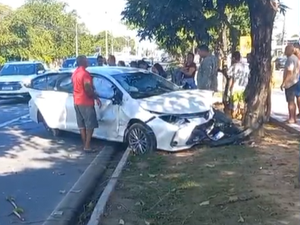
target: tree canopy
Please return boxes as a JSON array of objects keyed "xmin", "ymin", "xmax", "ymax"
[
  {"xmin": 0, "ymin": 0, "xmax": 135, "ymax": 63},
  {"xmin": 122, "ymin": 0, "xmax": 251, "ymax": 56}
]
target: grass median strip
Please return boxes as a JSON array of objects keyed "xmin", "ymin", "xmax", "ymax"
[{"xmin": 101, "ymin": 125, "xmax": 299, "ymax": 225}]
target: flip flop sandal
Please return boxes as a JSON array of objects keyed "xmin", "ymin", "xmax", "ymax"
[
  {"xmin": 83, "ymin": 148, "xmax": 97, "ymax": 153},
  {"xmin": 285, "ymin": 120, "xmax": 296, "ymax": 124}
]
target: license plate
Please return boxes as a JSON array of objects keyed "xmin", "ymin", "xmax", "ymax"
[
  {"xmin": 1, "ymin": 86, "xmax": 13, "ymax": 90},
  {"xmin": 211, "ymin": 131, "xmax": 224, "ymax": 141}
]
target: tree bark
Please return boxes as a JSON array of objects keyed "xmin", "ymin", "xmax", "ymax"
[{"xmin": 243, "ymin": 0, "xmax": 276, "ymax": 134}]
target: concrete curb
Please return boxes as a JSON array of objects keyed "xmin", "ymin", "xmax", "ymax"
[
  {"xmin": 269, "ymin": 116, "xmax": 300, "ymax": 135},
  {"xmin": 87, "ymin": 147, "xmax": 131, "ymax": 225},
  {"xmin": 42, "ymin": 146, "xmax": 116, "ymax": 225}
]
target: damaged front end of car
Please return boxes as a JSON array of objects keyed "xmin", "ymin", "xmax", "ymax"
[{"xmin": 156, "ymin": 109, "xmax": 242, "ymax": 148}]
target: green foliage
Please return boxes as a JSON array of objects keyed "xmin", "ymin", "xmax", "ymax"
[
  {"xmin": 122, "ymin": 0, "xmax": 250, "ymax": 55},
  {"xmin": 0, "ymin": 0, "xmax": 135, "ymax": 63}
]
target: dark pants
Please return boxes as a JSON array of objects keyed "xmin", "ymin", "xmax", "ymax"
[
  {"xmin": 285, "ymin": 83, "xmax": 297, "ymax": 102},
  {"xmin": 74, "ymin": 105, "xmax": 98, "ymax": 129}
]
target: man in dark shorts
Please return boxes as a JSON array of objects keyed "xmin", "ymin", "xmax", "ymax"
[
  {"xmin": 72, "ymin": 55, "xmax": 101, "ymax": 152},
  {"xmin": 281, "ymin": 45, "xmax": 299, "ymax": 124}
]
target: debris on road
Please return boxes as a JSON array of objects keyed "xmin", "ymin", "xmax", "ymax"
[{"xmin": 6, "ymin": 196, "xmax": 25, "ymax": 221}]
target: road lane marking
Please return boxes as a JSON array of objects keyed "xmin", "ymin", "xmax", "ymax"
[{"xmin": 0, "ymin": 114, "xmax": 30, "ymax": 128}]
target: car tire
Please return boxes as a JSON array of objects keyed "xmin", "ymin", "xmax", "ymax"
[
  {"xmin": 126, "ymin": 123, "xmax": 156, "ymax": 154},
  {"xmin": 38, "ymin": 111, "xmax": 61, "ymax": 137}
]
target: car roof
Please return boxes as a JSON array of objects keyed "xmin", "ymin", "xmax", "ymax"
[
  {"xmin": 64, "ymin": 56, "xmax": 97, "ymax": 60},
  {"xmin": 47, "ymin": 66, "xmax": 146, "ymax": 77},
  {"xmin": 5, "ymin": 61, "xmax": 43, "ymax": 65}
]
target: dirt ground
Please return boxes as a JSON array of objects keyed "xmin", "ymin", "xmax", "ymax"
[{"xmin": 101, "ymin": 125, "xmax": 299, "ymax": 225}]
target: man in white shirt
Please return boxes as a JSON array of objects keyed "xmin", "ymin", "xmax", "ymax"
[{"xmin": 227, "ymin": 51, "xmax": 249, "ymax": 118}]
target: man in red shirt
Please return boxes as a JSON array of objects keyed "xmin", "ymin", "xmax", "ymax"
[{"xmin": 72, "ymin": 55, "xmax": 101, "ymax": 152}]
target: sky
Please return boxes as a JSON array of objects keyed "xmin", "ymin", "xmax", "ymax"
[{"xmin": 0, "ymin": 0, "xmax": 299, "ymax": 38}]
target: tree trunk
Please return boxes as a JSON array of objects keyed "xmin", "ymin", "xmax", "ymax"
[{"xmin": 243, "ymin": 0, "xmax": 276, "ymax": 134}]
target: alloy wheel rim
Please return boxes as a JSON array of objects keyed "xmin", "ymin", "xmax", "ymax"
[{"xmin": 128, "ymin": 128, "xmax": 148, "ymax": 154}]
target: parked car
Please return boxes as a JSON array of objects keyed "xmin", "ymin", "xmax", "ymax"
[
  {"xmin": 275, "ymin": 57, "xmax": 286, "ymax": 70},
  {"xmin": 0, "ymin": 61, "xmax": 47, "ymax": 99},
  {"xmin": 26, "ymin": 67, "xmax": 229, "ymax": 153},
  {"xmin": 60, "ymin": 56, "xmax": 98, "ymax": 71}
]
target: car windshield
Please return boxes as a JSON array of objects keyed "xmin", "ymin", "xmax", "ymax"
[
  {"xmin": 113, "ymin": 72, "xmax": 180, "ymax": 99},
  {"xmin": 0, "ymin": 64, "xmax": 35, "ymax": 76},
  {"xmin": 62, "ymin": 58, "xmax": 97, "ymax": 68}
]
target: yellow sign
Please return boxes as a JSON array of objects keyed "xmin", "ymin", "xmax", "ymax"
[{"xmin": 240, "ymin": 36, "xmax": 251, "ymax": 57}]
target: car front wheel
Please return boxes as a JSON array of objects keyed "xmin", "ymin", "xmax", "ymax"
[{"xmin": 126, "ymin": 123, "xmax": 156, "ymax": 154}]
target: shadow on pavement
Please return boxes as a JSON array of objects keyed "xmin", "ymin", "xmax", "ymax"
[{"xmin": 0, "ymin": 120, "xmax": 116, "ymax": 224}]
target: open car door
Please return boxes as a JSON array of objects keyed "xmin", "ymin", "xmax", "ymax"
[
  {"xmin": 27, "ymin": 73, "xmax": 70, "ymax": 129},
  {"xmin": 93, "ymin": 76, "xmax": 121, "ymax": 140}
]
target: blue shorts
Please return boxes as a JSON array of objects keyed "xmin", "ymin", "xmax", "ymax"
[{"xmin": 295, "ymin": 80, "xmax": 300, "ymax": 97}]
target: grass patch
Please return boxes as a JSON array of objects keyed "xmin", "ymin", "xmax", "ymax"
[{"xmin": 102, "ymin": 125, "xmax": 299, "ymax": 225}]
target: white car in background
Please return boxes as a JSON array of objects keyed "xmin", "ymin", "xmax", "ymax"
[
  {"xmin": 0, "ymin": 61, "xmax": 47, "ymax": 99},
  {"xmin": 26, "ymin": 67, "xmax": 227, "ymax": 153}
]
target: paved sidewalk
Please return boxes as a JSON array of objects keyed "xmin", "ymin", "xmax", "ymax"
[{"xmin": 271, "ymin": 89, "xmax": 300, "ymax": 133}]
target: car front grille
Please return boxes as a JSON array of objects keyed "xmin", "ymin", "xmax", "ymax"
[{"xmin": 0, "ymin": 82, "xmax": 22, "ymax": 91}]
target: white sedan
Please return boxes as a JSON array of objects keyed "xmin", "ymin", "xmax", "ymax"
[{"xmin": 26, "ymin": 67, "xmax": 225, "ymax": 153}]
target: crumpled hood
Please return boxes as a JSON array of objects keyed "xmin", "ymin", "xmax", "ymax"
[{"xmin": 138, "ymin": 90, "xmax": 213, "ymax": 114}]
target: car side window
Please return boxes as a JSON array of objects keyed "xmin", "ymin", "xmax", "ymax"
[
  {"xmin": 37, "ymin": 63, "xmax": 45, "ymax": 72},
  {"xmin": 93, "ymin": 76, "xmax": 114, "ymax": 99},
  {"xmin": 31, "ymin": 73, "xmax": 60, "ymax": 90},
  {"xmin": 57, "ymin": 75, "xmax": 73, "ymax": 93}
]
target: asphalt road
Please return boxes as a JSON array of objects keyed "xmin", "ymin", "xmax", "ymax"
[
  {"xmin": 0, "ymin": 99, "xmax": 29, "ymax": 124},
  {"xmin": 0, "ymin": 101, "xmax": 108, "ymax": 224}
]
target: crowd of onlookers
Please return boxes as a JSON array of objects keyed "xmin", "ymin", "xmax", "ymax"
[{"xmin": 95, "ymin": 54, "xmax": 168, "ymax": 78}]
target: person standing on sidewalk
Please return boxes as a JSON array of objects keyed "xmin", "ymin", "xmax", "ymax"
[
  {"xmin": 227, "ymin": 51, "xmax": 249, "ymax": 118},
  {"xmin": 97, "ymin": 55, "xmax": 104, "ymax": 66},
  {"xmin": 72, "ymin": 55, "xmax": 101, "ymax": 152},
  {"xmin": 107, "ymin": 55, "xmax": 116, "ymax": 66},
  {"xmin": 196, "ymin": 45, "xmax": 218, "ymax": 91},
  {"xmin": 280, "ymin": 45, "xmax": 299, "ymax": 124},
  {"xmin": 293, "ymin": 48, "xmax": 300, "ymax": 117},
  {"xmin": 180, "ymin": 52, "xmax": 197, "ymax": 89}
]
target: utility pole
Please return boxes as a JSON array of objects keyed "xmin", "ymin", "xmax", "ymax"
[
  {"xmin": 75, "ymin": 19, "xmax": 78, "ymax": 56},
  {"xmin": 105, "ymin": 11, "xmax": 108, "ymax": 59},
  {"xmin": 281, "ymin": 14, "xmax": 286, "ymax": 52}
]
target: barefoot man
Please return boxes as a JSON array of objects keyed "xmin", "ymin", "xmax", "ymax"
[
  {"xmin": 72, "ymin": 55, "xmax": 101, "ymax": 152},
  {"xmin": 281, "ymin": 45, "xmax": 299, "ymax": 124}
]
